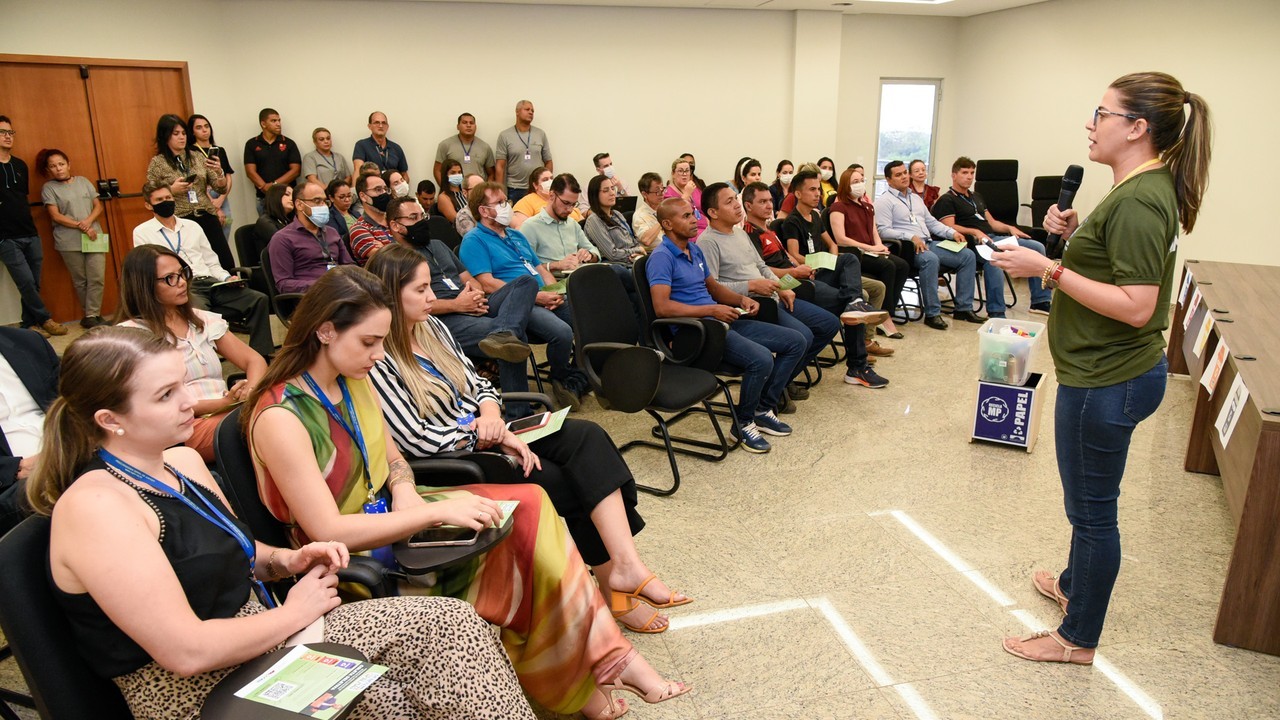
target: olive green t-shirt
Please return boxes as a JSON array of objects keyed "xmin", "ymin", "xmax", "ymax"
[{"xmin": 1048, "ymin": 167, "xmax": 1178, "ymax": 388}]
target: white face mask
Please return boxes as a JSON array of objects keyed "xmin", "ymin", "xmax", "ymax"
[
  {"xmin": 779, "ymin": 172, "xmax": 795, "ymax": 185},
  {"xmin": 447, "ymin": 173, "xmax": 464, "ymax": 187},
  {"xmin": 819, "ymin": 168, "xmax": 834, "ymax": 182},
  {"xmin": 849, "ymin": 181, "xmax": 867, "ymax": 199},
  {"xmin": 602, "ymin": 166, "xmax": 616, "ymax": 179},
  {"xmin": 393, "ymin": 182, "xmax": 410, "ymax": 197},
  {"xmin": 538, "ymin": 179, "xmax": 553, "ymax": 192},
  {"xmin": 493, "ymin": 202, "xmax": 513, "ymax": 226}
]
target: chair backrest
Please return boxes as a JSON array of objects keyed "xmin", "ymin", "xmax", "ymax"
[
  {"xmin": 425, "ymin": 216, "xmax": 462, "ymax": 253},
  {"xmin": 213, "ymin": 407, "xmax": 291, "ymax": 550},
  {"xmin": 1028, "ymin": 175, "xmax": 1062, "ymax": 229},
  {"xmin": 0, "ymin": 516, "xmax": 135, "ymax": 720},
  {"xmin": 632, "ymin": 255, "xmax": 727, "ymax": 373},
  {"xmin": 233, "ymin": 225, "xmax": 258, "ymax": 268},
  {"xmin": 630, "ymin": 255, "xmax": 660, "ymax": 349},
  {"xmin": 567, "ymin": 264, "xmax": 641, "ymax": 356},
  {"xmin": 975, "ymin": 159, "xmax": 1020, "ymax": 226}
]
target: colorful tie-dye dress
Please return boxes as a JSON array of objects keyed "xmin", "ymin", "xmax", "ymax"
[{"xmin": 249, "ymin": 377, "xmax": 632, "ymax": 714}]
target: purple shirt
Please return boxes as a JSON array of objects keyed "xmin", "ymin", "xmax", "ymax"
[{"xmin": 267, "ymin": 217, "xmax": 353, "ymax": 293}]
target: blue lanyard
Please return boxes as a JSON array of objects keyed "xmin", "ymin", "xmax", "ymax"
[
  {"xmin": 300, "ymin": 373, "xmax": 373, "ymax": 501},
  {"xmin": 515, "ymin": 129, "xmax": 531, "ymax": 151},
  {"xmin": 97, "ymin": 448, "xmax": 276, "ymax": 609},
  {"xmin": 894, "ymin": 190, "xmax": 914, "ymax": 215},
  {"xmin": 951, "ymin": 189, "xmax": 979, "ymax": 212},
  {"xmin": 158, "ymin": 227, "xmax": 182, "ymax": 255},
  {"xmin": 460, "ymin": 137, "xmax": 475, "ymax": 157},
  {"xmin": 415, "ymin": 355, "xmax": 475, "ymax": 427},
  {"xmin": 319, "ymin": 152, "xmax": 338, "ymax": 172}
]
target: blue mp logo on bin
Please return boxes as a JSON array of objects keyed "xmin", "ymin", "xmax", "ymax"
[{"xmin": 974, "ymin": 382, "xmax": 1032, "ymax": 446}]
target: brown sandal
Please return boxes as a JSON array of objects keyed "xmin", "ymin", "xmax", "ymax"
[
  {"xmin": 610, "ymin": 597, "xmax": 668, "ymax": 634},
  {"xmin": 1002, "ymin": 630, "xmax": 1094, "ymax": 665},
  {"xmin": 1032, "ymin": 570, "xmax": 1069, "ymax": 614},
  {"xmin": 612, "ymin": 574, "xmax": 693, "ymax": 611}
]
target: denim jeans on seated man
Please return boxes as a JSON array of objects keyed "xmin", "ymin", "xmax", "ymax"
[
  {"xmin": 921, "ymin": 239, "xmax": 976, "ymax": 317},
  {"xmin": 721, "ymin": 318, "xmax": 807, "ymax": 426},
  {"xmin": 978, "ymin": 236, "xmax": 1053, "ymax": 317},
  {"xmin": 775, "ymin": 297, "xmax": 839, "ymax": 371},
  {"xmin": 437, "ymin": 274, "xmax": 539, "ymax": 418},
  {"xmin": 0, "ymin": 236, "xmax": 53, "ymax": 327},
  {"xmin": 526, "ymin": 301, "xmax": 589, "ymax": 395}
]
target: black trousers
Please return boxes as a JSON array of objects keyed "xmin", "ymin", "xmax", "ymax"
[
  {"xmin": 859, "ymin": 251, "xmax": 910, "ymax": 318},
  {"xmin": 189, "ymin": 276, "xmax": 275, "ymax": 357},
  {"xmin": 184, "ymin": 211, "xmax": 236, "ymax": 271},
  {"xmin": 513, "ymin": 418, "xmax": 644, "ymax": 566}
]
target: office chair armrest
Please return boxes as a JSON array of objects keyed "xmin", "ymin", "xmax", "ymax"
[
  {"xmin": 598, "ymin": 345, "xmax": 662, "ymax": 413},
  {"xmin": 408, "ymin": 452, "xmax": 522, "ymax": 486},
  {"xmin": 338, "ymin": 556, "xmax": 391, "ymax": 596},
  {"xmin": 580, "ymin": 341, "xmax": 635, "ymax": 392},
  {"xmin": 230, "ymin": 266, "xmax": 254, "ymax": 278},
  {"xmin": 647, "ymin": 317, "xmax": 707, "ymax": 364},
  {"xmin": 502, "ymin": 392, "xmax": 555, "ymax": 411}
]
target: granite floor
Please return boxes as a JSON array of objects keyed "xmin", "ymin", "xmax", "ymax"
[{"xmin": 7, "ymin": 288, "xmax": 1278, "ymax": 720}]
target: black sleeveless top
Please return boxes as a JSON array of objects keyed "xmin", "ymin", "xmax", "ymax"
[{"xmin": 52, "ymin": 458, "xmax": 256, "ymax": 678}]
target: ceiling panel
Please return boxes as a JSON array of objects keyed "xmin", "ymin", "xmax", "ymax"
[{"xmin": 391, "ymin": 0, "xmax": 1050, "ymax": 17}]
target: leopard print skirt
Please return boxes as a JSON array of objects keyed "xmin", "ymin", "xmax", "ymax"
[{"xmin": 113, "ymin": 596, "xmax": 534, "ymax": 719}]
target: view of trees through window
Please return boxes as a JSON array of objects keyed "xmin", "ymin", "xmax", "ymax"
[{"xmin": 874, "ymin": 80, "xmax": 941, "ymax": 196}]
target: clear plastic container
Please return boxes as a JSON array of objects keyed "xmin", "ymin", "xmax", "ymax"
[{"xmin": 978, "ymin": 318, "xmax": 1045, "ymax": 386}]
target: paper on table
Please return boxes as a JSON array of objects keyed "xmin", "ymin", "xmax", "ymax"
[
  {"xmin": 935, "ymin": 239, "xmax": 967, "ymax": 253},
  {"xmin": 804, "ymin": 252, "xmax": 837, "ymax": 271},
  {"xmin": 235, "ymin": 644, "xmax": 387, "ymax": 719},
  {"xmin": 1182, "ymin": 288, "xmax": 1202, "ymax": 331},
  {"xmin": 81, "ymin": 232, "xmax": 109, "ymax": 253},
  {"xmin": 777, "ymin": 274, "xmax": 801, "ymax": 291},
  {"xmin": 517, "ymin": 406, "xmax": 570, "ymax": 444},
  {"xmin": 1214, "ymin": 373, "xmax": 1249, "ymax": 448},
  {"xmin": 1178, "ymin": 269, "xmax": 1194, "ymax": 306},
  {"xmin": 1192, "ymin": 314, "xmax": 1214, "ymax": 358},
  {"xmin": 1199, "ymin": 340, "xmax": 1230, "ymax": 396}
]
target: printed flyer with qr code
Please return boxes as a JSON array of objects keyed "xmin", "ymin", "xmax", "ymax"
[{"xmin": 234, "ymin": 644, "xmax": 387, "ymax": 718}]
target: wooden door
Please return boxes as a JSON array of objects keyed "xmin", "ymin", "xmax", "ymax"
[{"xmin": 0, "ymin": 55, "xmax": 191, "ymax": 323}]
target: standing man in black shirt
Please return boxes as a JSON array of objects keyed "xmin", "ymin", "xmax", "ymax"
[
  {"xmin": 0, "ymin": 115, "xmax": 66, "ymax": 337},
  {"xmin": 243, "ymin": 108, "xmax": 301, "ymax": 214}
]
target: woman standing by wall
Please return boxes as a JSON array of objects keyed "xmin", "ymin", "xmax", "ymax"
[
  {"xmin": 38, "ymin": 148, "xmax": 107, "ymax": 327},
  {"xmin": 146, "ymin": 114, "xmax": 233, "ymax": 270}
]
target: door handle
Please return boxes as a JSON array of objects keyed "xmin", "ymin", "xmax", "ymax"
[{"xmin": 97, "ymin": 179, "xmax": 111, "ymax": 200}]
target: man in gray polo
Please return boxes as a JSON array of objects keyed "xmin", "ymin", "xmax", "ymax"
[
  {"xmin": 433, "ymin": 112, "xmax": 495, "ymax": 186},
  {"xmin": 494, "ymin": 100, "xmax": 551, "ymax": 204}
]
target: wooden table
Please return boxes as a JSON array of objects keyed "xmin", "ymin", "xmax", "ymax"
[{"xmin": 1167, "ymin": 260, "xmax": 1280, "ymax": 656}]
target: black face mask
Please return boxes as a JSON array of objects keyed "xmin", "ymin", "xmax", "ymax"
[
  {"xmin": 152, "ymin": 200, "xmax": 177, "ymax": 219},
  {"xmin": 368, "ymin": 193, "xmax": 392, "ymax": 212},
  {"xmin": 405, "ymin": 220, "xmax": 432, "ymax": 247}
]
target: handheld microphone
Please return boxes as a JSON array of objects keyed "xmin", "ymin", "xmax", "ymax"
[{"xmin": 1045, "ymin": 165, "xmax": 1084, "ymax": 257}]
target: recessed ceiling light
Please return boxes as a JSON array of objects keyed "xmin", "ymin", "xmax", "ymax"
[{"xmin": 855, "ymin": 0, "xmax": 954, "ymax": 4}]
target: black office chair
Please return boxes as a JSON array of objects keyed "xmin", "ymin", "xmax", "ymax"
[
  {"xmin": 234, "ymin": 225, "xmax": 271, "ymax": 297},
  {"xmin": 0, "ymin": 516, "xmax": 137, "ymax": 719},
  {"xmin": 568, "ymin": 264, "xmax": 734, "ymax": 496},
  {"xmin": 425, "ymin": 216, "xmax": 462, "ymax": 253},
  {"xmin": 615, "ymin": 195, "xmax": 637, "ymax": 216},
  {"xmin": 258, "ymin": 247, "xmax": 304, "ymax": 325},
  {"xmin": 1024, "ymin": 175, "xmax": 1060, "ymax": 254},
  {"xmin": 974, "ymin": 159, "xmax": 1023, "ymax": 228}
]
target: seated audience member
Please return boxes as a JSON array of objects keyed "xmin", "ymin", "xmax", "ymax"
[
  {"xmin": 778, "ymin": 163, "xmax": 822, "ymax": 215},
  {"xmin": 353, "ymin": 111, "xmax": 409, "ymax": 184},
  {"xmin": 415, "ymin": 179, "xmax": 437, "ymax": 217},
  {"xmin": 434, "ymin": 112, "xmax": 495, "ymax": 185},
  {"xmin": 0, "ymin": 326, "xmax": 57, "ymax": 535},
  {"xmin": 133, "ymin": 182, "xmax": 274, "ymax": 356},
  {"xmin": 875, "ymin": 160, "xmax": 980, "ymax": 330},
  {"xmin": 647, "ymin": 198, "xmax": 806, "ymax": 454},
  {"xmin": 520, "ymin": 174, "xmax": 600, "ymax": 271},
  {"xmin": 254, "ymin": 183, "xmax": 294, "ymax": 248},
  {"xmin": 678, "ymin": 153, "xmax": 706, "ymax": 190},
  {"xmin": 267, "ymin": 181, "xmax": 354, "ymax": 294},
  {"xmin": 38, "ymin": 148, "xmax": 108, "ymax": 328},
  {"xmin": 35, "ymin": 327, "xmax": 535, "ymax": 720},
  {"xmin": 384, "ymin": 196, "xmax": 534, "ymax": 385},
  {"xmin": 245, "ymin": 269, "xmax": 688, "ymax": 719},
  {"xmin": 147, "ymin": 114, "xmax": 234, "ymax": 271},
  {"xmin": 512, "ymin": 167, "xmax": 581, "ymax": 229},
  {"xmin": 769, "ymin": 160, "xmax": 795, "ymax": 219},
  {"xmin": 383, "ymin": 169, "xmax": 411, "ymax": 199},
  {"xmin": 778, "ymin": 171, "xmax": 888, "ymax": 328},
  {"xmin": 349, "ymin": 173, "xmax": 395, "ymax": 265},
  {"xmin": 828, "ymin": 165, "xmax": 910, "ymax": 337},
  {"xmin": 117, "ymin": 245, "xmax": 266, "ymax": 461},
  {"xmin": 630, "ymin": 172, "xmax": 666, "ymax": 251},
  {"xmin": 663, "ymin": 157, "xmax": 706, "ymax": 233},
  {"xmin": 932, "ymin": 156, "xmax": 1053, "ymax": 317},
  {"xmin": 733, "ymin": 158, "xmax": 763, "ymax": 192},
  {"xmin": 459, "ymin": 182, "xmax": 591, "ymax": 410},
  {"xmin": 243, "ymin": 107, "xmax": 301, "ymax": 213},
  {"xmin": 698, "ymin": 184, "xmax": 846, "ymax": 397},
  {"xmin": 368, "ymin": 246, "xmax": 691, "ymax": 638},
  {"xmin": 326, "ymin": 178, "xmax": 358, "ymax": 231},
  {"xmin": 453, "ymin": 174, "xmax": 486, "ymax": 237},
  {"xmin": 909, "ymin": 158, "xmax": 941, "ymax": 209},
  {"xmin": 436, "ymin": 159, "xmax": 469, "ymax": 223},
  {"xmin": 817, "ymin": 157, "xmax": 838, "ymax": 205},
  {"xmin": 301, "ymin": 127, "xmax": 353, "ymax": 189},
  {"xmin": 593, "ymin": 152, "xmax": 628, "ymax": 196},
  {"xmin": 584, "ymin": 175, "xmax": 645, "ymax": 263}
]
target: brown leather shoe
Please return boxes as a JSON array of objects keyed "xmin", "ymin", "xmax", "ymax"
[
  {"xmin": 865, "ymin": 339, "xmax": 895, "ymax": 357},
  {"xmin": 40, "ymin": 319, "xmax": 68, "ymax": 336}
]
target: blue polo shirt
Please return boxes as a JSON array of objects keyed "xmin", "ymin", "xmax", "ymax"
[
  {"xmin": 352, "ymin": 137, "xmax": 408, "ymax": 173},
  {"xmin": 458, "ymin": 223, "xmax": 543, "ymax": 283},
  {"xmin": 647, "ymin": 236, "xmax": 715, "ymax": 306}
]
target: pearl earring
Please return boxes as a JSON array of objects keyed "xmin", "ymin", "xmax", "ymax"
[{"xmin": 114, "ymin": 428, "xmax": 125, "ymax": 436}]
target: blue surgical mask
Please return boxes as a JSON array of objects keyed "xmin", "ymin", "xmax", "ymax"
[
  {"xmin": 447, "ymin": 173, "xmax": 464, "ymax": 187},
  {"xmin": 308, "ymin": 203, "xmax": 331, "ymax": 227}
]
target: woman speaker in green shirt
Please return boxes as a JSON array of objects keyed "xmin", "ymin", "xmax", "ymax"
[{"xmin": 992, "ymin": 72, "xmax": 1212, "ymax": 664}]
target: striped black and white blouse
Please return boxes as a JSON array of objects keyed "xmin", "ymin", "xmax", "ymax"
[{"xmin": 368, "ymin": 316, "xmax": 502, "ymax": 458}]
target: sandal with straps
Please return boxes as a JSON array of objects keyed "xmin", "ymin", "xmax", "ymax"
[
  {"xmin": 603, "ymin": 649, "xmax": 693, "ymax": 706},
  {"xmin": 610, "ymin": 597, "xmax": 668, "ymax": 634},
  {"xmin": 1032, "ymin": 570, "xmax": 1069, "ymax": 614},
  {"xmin": 1002, "ymin": 630, "xmax": 1094, "ymax": 665},
  {"xmin": 611, "ymin": 574, "xmax": 693, "ymax": 611},
  {"xmin": 581, "ymin": 686, "xmax": 629, "ymax": 719}
]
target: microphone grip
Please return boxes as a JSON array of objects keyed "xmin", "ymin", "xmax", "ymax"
[{"xmin": 1045, "ymin": 166, "xmax": 1084, "ymax": 259}]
